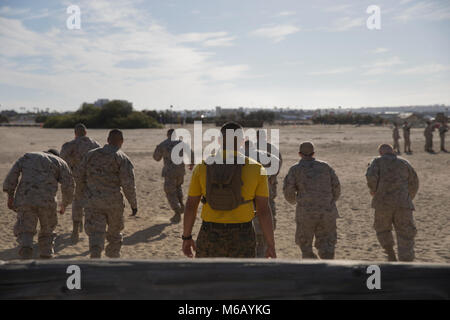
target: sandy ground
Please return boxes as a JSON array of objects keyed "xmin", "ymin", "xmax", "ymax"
[{"xmin": 0, "ymin": 124, "xmax": 448, "ymax": 263}]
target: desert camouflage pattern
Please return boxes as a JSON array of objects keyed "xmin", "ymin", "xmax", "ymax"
[
  {"xmin": 424, "ymin": 123, "xmax": 434, "ymax": 152},
  {"xmin": 366, "ymin": 154, "xmax": 419, "ymax": 210},
  {"xmin": 3, "ymin": 152, "xmax": 74, "ymax": 258},
  {"xmin": 283, "ymin": 158, "xmax": 341, "ymax": 259},
  {"xmin": 393, "ymin": 127, "xmax": 400, "ymax": 153},
  {"xmin": 374, "ymin": 206, "xmax": 417, "ymax": 261},
  {"xmin": 366, "ymin": 154, "xmax": 419, "ymax": 261},
  {"xmin": 402, "ymin": 124, "xmax": 412, "ymax": 153},
  {"xmin": 3, "ymin": 152, "xmax": 74, "ymax": 208},
  {"xmin": 247, "ymin": 148, "xmax": 281, "ymax": 257},
  {"xmin": 60, "ymin": 136, "xmax": 100, "ymax": 222},
  {"xmin": 439, "ymin": 123, "xmax": 448, "ymax": 151},
  {"xmin": 153, "ymin": 138, "xmax": 193, "ymax": 214},
  {"xmin": 77, "ymin": 144, "xmax": 137, "ymax": 257},
  {"xmin": 195, "ymin": 222, "xmax": 256, "ymax": 258}
]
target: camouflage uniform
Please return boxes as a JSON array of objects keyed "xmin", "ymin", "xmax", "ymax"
[
  {"xmin": 78, "ymin": 144, "xmax": 137, "ymax": 258},
  {"xmin": 393, "ymin": 127, "xmax": 400, "ymax": 153},
  {"xmin": 247, "ymin": 148, "xmax": 281, "ymax": 257},
  {"xmin": 424, "ymin": 123, "xmax": 434, "ymax": 152},
  {"xmin": 366, "ymin": 154, "xmax": 419, "ymax": 261},
  {"xmin": 402, "ymin": 124, "xmax": 412, "ymax": 153},
  {"xmin": 283, "ymin": 159, "xmax": 341, "ymax": 259},
  {"xmin": 60, "ymin": 136, "xmax": 100, "ymax": 223},
  {"xmin": 195, "ymin": 222, "xmax": 256, "ymax": 258},
  {"xmin": 2, "ymin": 152, "xmax": 74, "ymax": 258},
  {"xmin": 439, "ymin": 124, "xmax": 448, "ymax": 152},
  {"xmin": 153, "ymin": 138, "xmax": 191, "ymax": 215}
]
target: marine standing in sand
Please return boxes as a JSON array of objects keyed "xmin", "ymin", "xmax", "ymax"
[
  {"xmin": 153, "ymin": 128, "xmax": 194, "ymax": 223},
  {"xmin": 77, "ymin": 129, "xmax": 137, "ymax": 259},
  {"xmin": 256, "ymin": 129, "xmax": 282, "ymax": 227},
  {"xmin": 3, "ymin": 150, "xmax": 74, "ymax": 259},
  {"xmin": 283, "ymin": 142, "xmax": 341, "ymax": 260},
  {"xmin": 244, "ymin": 141, "xmax": 281, "ymax": 257},
  {"xmin": 60, "ymin": 123, "xmax": 100, "ymax": 243},
  {"xmin": 439, "ymin": 122, "xmax": 448, "ymax": 152},
  {"xmin": 424, "ymin": 121, "xmax": 435, "ymax": 153},
  {"xmin": 402, "ymin": 121, "xmax": 412, "ymax": 154},
  {"xmin": 365, "ymin": 144, "xmax": 419, "ymax": 262},
  {"xmin": 392, "ymin": 123, "xmax": 401, "ymax": 154}
]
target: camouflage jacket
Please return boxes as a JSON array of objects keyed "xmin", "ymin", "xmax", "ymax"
[
  {"xmin": 424, "ymin": 125, "xmax": 434, "ymax": 138},
  {"xmin": 60, "ymin": 136, "xmax": 100, "ymax": 178},
  {"xmin": 153, "ymin": 138, "xmax": 193, "ymax": 177},
  {"xmin": 77, "ymin": 144, "xmax": 137, "ymax": 209},
  {"xmin": 3, "ymin": 152, "xmax": 74, "ymax": 208},
  {"xmin": 366, "ymin": 154, "xmax": 419, "ymax": 210},
  {"xmin": 283, "ymin": 159, "xmax": 340, "ymax": 215},
  {"xmin": 393, "ymin": 127, "xmax": 400, "ymax": 140},
  {"xmin": 402, "ymin": 125, "xmax": 411, "ymax": 138}
]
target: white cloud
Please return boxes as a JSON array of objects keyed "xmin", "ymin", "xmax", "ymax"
[
  {"xmin": 330, "ymin": 17, "xmax": 365, "ymax": 31},
  {"xmin": 308, "ymin": 67, "xmax": 354, "ymax": 76},
  {"xmin": 373, "ymin": 48, "xmax": 390, "ymax": 54},
  {"xmin": 363, "ymin": 57, "xmax": 404, "ymax": 75},
  {"xmin": 0, "ymin": 1, "xmax": 249, "ymax": 109},
  {"xmin": 395, "ymin": 1, "xmax": 450, "ymax": 22},
  {"xmin": 250, "ymin": 24, "xmax": 300, "ymax": 42},
  {"xmin": 178, "ymin": 32, "xmax": 235, "ymax": 47},
  {"xmin": 398, "ymin": 64, "xmax": 450, "ymax": 75},
  {"xmin": 276, "ymin": 11, "xmax": 296, "ymax": 17}
]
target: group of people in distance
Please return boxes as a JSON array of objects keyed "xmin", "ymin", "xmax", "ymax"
[
  {"xmin": 392, "ymin": 120, "xmax": 448, "ymax": 154},
  {"xmin": 4, "ymin": 120, "xmax": 437, "ymax": 262}
]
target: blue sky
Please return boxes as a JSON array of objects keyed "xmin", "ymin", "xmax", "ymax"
[{"xmin": 0, "ymin": 0, "xmax": 449, "ymax": 111}]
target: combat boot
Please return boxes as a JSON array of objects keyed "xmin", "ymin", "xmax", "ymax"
[
  {"xmin": 19, "ymin": 247, "xmax": 33, "ymax": 259},
  {"xmin": 170, "ymin": 213, "xmax": 181, "ymax": 223},
  {"xmin": 386, "ymin": 247, "xmax": 397, "ymax": 262},
  {"xmin": 90, "ymin": 246, "xmax": 102, "ymax": 259},
  {"xmin": 71, "ymin": 221, "xmax": 81, "ymax": 244}
]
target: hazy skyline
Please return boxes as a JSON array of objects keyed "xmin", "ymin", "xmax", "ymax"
[{"xmin": 1, "ymin": 0, "xmax": 450, "ymax": 111}]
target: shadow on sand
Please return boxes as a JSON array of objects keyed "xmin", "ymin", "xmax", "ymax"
[{"xmin": 123, "ymin": 223, "xmax": 172, "ymax": 246}]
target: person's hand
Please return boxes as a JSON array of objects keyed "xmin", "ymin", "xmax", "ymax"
[
  {"xmin": 7, "ymin": 196, "xmax": 14, "ymax": 210},
  {"xmin": 188, "ymin": 164, "xmax": 194, "ymax": 171},
  {"xmin": 182, "ymin": 239, "xmax": 196, "ymax": 258},
  {"xmin": 130, "ymin": 208, "xmax": 138, "ymax": 216},
  {"xmin": 265, "ymin": 246, "xmax": 276, "ymax": 259},
  {"xmin": 370, "ymin": 191, "xmax": 375, "ymax": 196},
  {"xmin": 59, "ymin": 204, "xmax": 66, "ymax": 215}
]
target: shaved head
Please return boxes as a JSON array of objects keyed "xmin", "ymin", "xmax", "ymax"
[
  {"xmin": 378, "ymin": 144, "xmax": 394, "ymax": 155},
  {"xmin": 107, "ymin": 129, "xmax": 124, "ymax": 147}
]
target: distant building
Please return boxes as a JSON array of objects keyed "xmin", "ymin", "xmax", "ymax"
[{"xmin": 94, "ymin": 99, "xmax": 110, "ymax": 107}]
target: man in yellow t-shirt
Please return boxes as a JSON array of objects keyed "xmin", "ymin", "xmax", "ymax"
[{"xmin": 182, "ymin": 122, "xmax": 276, "ymax": 258}]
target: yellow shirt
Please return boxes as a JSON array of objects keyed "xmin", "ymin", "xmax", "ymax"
[{"xmin": 188, "ymin": 152, "xmax": 269, "ymax": 223}]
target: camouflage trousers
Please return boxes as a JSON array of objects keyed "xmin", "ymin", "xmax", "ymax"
[
  {"xmin": 295, "ymin": 210, "xmax": 337, "ymax": 259},
  {"xmin": 72, "ymin": 179, "xmax": 84, "ymax": 222},
  {"xmin": 196, "ymin": 221, "xmax": 256, "ymax": 258},
  {"xmin": 425, "ymin": 136, "xmax": 433, "ymax": 152},
  {"xmin": 14, "ymin": 204, "xmax": 57, "ymax": 258},
  {"xmin": 84, "ymin": 206, "xmax": 124, "ymax": 258},
  {"xmin": 404, "ymin": 137, "xmax": 411, "ymax": 152},
  {"xmin": 164, "ymin": 174, "xmax": 184, "ymax": 214},
  {"xmin": 374, "ymin": 206, "xmax": 417, "ymax": 261},
  {"xmin": 393, "ymin": 139, "xmax": 400, "ymax": 153},
  {"xmin": 253, "ymin": 197, "xmax": 276, "ymax": 258}
]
